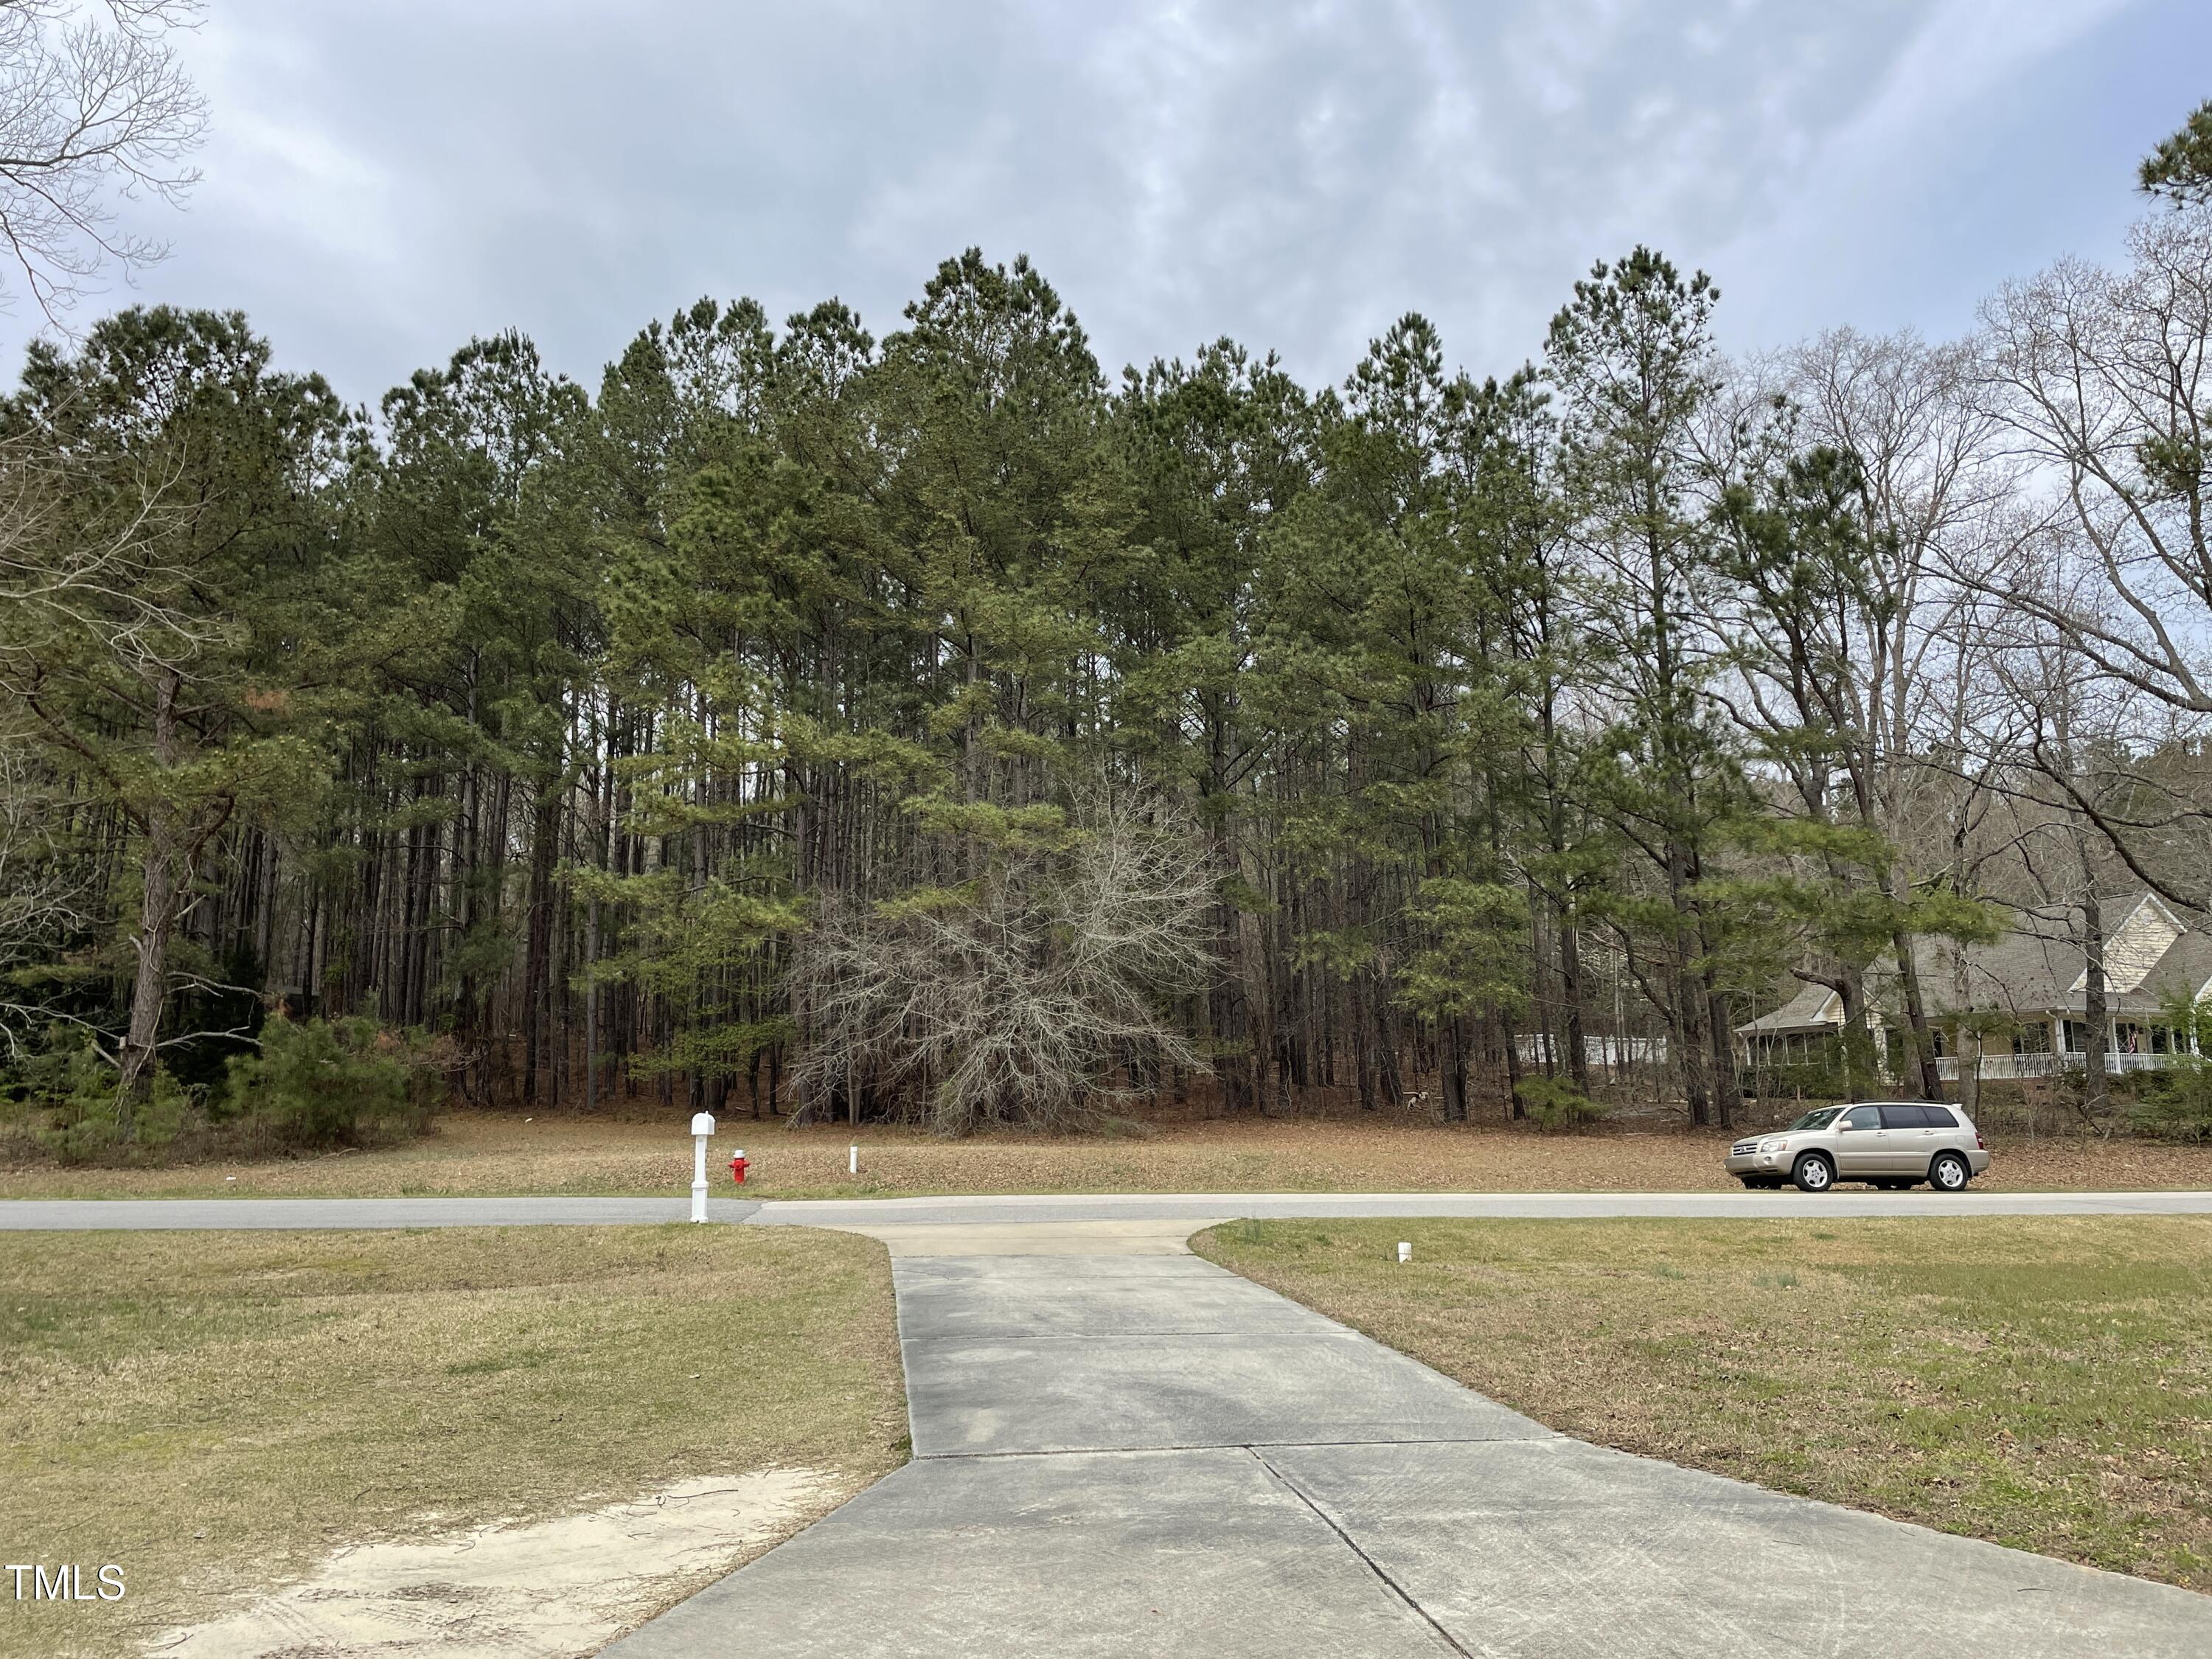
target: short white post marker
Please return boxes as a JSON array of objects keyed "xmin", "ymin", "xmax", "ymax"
[
  {"xmin": 1397, "ymin": 1241, "xmax": 1412, "ymax": 1265},
  {"xmin": 690, "ymin": 1110, "xmax": 717, "ymax": 1222},
  {"xmin": 849, "ymin": 1143, "xmax": 858, "ymax": 1177}
]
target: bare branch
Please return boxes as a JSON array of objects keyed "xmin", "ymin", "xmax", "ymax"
[
  {"xmin": 0, "ymin": 1, "xmax": 205, "ymax": 324},
  {"xmin": 791, "ymin": 786, "xmax": 1216, "ymax": 1133}
]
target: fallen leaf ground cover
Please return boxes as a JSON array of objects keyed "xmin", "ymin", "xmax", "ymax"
[
  {"xmin": 0, "ymin": 1225, "xmax": 903, "ymax": 1658},
  {"xmin": 1194, "ymin": 1215, "xmax": 2212, "ymax": 1592},
  {"xmin": 4, "ymin": 1108, "xmax": 2206, "ymax": 1199}
]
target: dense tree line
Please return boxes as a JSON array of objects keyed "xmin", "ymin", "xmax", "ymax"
[{"xmin": 7, "ymin": 112, "xmax": 2212, "ymax": 1144}]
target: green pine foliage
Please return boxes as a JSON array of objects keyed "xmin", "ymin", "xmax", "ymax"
[
  {"xmin": 220, "ymin": 1015, "xmax": 446, "ymax": 1150},
  {"xmin": 8, "ymin": 140, "xmax": 2211, "ymax": 1144},
  {"xmin": 2132, "ymin": 997, "xmax": 2212, "ymax": 1142},
  {"xmin": 2140, "ymin": 98, "xmax": 2212, "ymax": 205}
]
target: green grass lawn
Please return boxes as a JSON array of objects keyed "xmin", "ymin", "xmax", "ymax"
[
  {"xmin": 1194, "ymin": 1215, "xmax": 2212, "ymax": 1592},
  {"xmin": 0, "ymin": 1225, "xmax": 904, "ymax": 1658}
]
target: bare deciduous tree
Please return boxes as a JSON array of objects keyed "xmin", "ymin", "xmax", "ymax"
[
  {"xmin": 1712, "ymin": 330, "xmax": 2013, "ymax": 1097},
  {"xmin": 1978, "ymin": 210, "xmax": 2212, "ymax": 718},
  {"xmin": 0, "ymin": 733, "xmax": 82, "ymax": 1055},
  {"xmin": 0, "ymin": 1, "xmax": 204, "ymax": 320},
  {"xmin": 0, "ymin": 427, "xmax": 192, "ymax": 649},
  {"xmin": 791, "ymin": 790, "xmax": 1215, "ymax": 1135}
]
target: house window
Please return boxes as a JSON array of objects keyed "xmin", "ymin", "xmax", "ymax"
[
  {"xmin": 2015, "ymin": 1021, "xmax": 2052, "ymax": 1055},
  {"xmin": 2152, "ymin": 1025, "xmax": 2171, "ymax": 1054},
  {"xmin": 2062, "ymin": 1020, "xmax": 2088, "ymax": 1053}
]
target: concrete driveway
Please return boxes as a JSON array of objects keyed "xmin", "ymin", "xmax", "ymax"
[{"xmin": 603, "ymin": 1220, "xmax": 2212, "ymax": 1658}]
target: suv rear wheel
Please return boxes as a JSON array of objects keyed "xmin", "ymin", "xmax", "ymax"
[
  {"xmin": 1929, "ymin": 1151, "xmax": 1971, "ymax": 1192},
  {"xmin": 1792, "ymin": 1152, "xmax": 1836, "ymax": 1193}
]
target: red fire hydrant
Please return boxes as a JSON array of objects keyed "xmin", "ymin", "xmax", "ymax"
[{"xmin": 729, "ymin": 1150, "xmax": 748, "ymax": 1186}]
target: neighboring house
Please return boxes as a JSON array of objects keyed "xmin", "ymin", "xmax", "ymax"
[{"xmin": 1736, "ymin": 893, "xmax": 2212, "ymax": 1081}]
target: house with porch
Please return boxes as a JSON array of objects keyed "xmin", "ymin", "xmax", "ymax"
[{"xmin": 1736, "ymin": 893, "xmax": 2212, "ymax": 1082}]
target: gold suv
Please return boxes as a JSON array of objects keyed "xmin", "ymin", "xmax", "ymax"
[{"xmin": 1726, "ymin": 1102, "xmax": 1992, "ymax": 1193}]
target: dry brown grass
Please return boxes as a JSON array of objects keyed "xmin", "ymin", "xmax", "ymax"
[
  {"xmin": 0, "ymin": 1226, "xmax": 904, "ymax": 1658},
  {"xmin": 4, "ymin": 1105, "xmax": 2208, "ymax": 1200},
  {"xmin": 1194, "ymin": 1215, "xmax": 2212, "ymax": 1592}
]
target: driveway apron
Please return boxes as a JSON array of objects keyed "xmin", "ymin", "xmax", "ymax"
[{"xmin": 605, "ymin": 1227, "xmax": 2212, "ymax": 1658}]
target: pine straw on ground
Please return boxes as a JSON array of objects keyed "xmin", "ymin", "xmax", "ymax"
[
  {"xmin": 4, "ymin": 1106, "xmax": 2208, "ymax": 1199},
  {"xmin": 1194, "ymin": 1215, "xmax": 2212, "ymax": 1593},
  {"xmin": 0, "ymin": 1225, "xmax": 905, "ymax": 1659}
]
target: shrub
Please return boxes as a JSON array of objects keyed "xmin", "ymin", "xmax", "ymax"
[
  {"xmin": 13, "ymin": 1028, "xmax": 193, "ymax": 1164},
  {"xmin": 2126, "ymin": 995, "xmax": 2212, "ymax": 1143},
  {"xmin": 1514, "ymin": 1074, "xmax": 1608, "ymax": 1130},
  {"xmin": 223, "ymin": 1015, "xmax": 447, "ymax": 1150},
  {"xmin": 43, "ymin": 1068, "xmax": 195, "ymax": 1163},
  {"xmin": 0, "ymin": 1018, "xmax": 448, "ymax": 1167},
  {"xmin": 2132, "ymin": 1058, "xmax": 2212, "ymax": 1143}
]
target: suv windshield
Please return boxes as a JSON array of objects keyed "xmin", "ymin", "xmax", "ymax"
[{"xmin": 1784, "ymin": 1107, "xmax": 1843, "ymax": 1131}]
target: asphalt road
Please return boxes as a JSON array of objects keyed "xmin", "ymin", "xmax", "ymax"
[
  {"xmin": 4, "ymin": 1188, "xmax": 2209, "ymax": 1229},
  {"xmin": 0, "ymin": 1195, "xmax": 765, "ymax": 1228},
  {"xmin": 604, "ymin": 1230, "xmax": 2212, "ymax": 1658},
  {"xmin": 752, "ymin": 1187, "xmax": 2212, "ymax": 1225}
]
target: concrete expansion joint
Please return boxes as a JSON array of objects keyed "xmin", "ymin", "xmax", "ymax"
[{"xmin": 1248, "ymin": 1445, "xmax": 1475, "ymax": 1659}]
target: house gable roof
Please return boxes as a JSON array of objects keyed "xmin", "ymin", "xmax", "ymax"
[
  {"xmin": 1737, "ymin": 982, "xmax": 1842, "ymax": 1036},
  {"xmin": 2070, "ymin": 892, "xmax": 2185, "ymax": 995},
  {"xmin": 1744, "ymin": 893, "xmax": 2211, "ymax": 1035}
]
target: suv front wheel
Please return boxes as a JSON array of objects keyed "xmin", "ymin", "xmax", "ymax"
[
  {"xmin": 1792, "ymin": 1152, "xmax": 1836, "ymax": 1194},
  {"xmin": 1929, "ymin": 1151, "xmax": 1972, "ymax": 1192}
]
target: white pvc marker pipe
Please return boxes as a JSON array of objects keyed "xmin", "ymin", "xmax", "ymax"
[
  {"xmin": 690, "ymin": 1110, "xmax": 717, "ymax": 1222},
  {"xmin": 1397, "ymin": 1241, "xmax": 1411, "ymax": 1265},
  {"xmin": 849, "ymin": 1144, "xmax": 858, "ymax": 1177}
]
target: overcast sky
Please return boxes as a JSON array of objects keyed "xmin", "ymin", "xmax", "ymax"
[{"xmin": 13, "ymin": 0, "xmax": 2208, "ymax": 407}]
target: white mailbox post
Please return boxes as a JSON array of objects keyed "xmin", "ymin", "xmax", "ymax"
[{"xmin": 690, "ymin": 1110, "xmax": 717, "ymax": 1223}]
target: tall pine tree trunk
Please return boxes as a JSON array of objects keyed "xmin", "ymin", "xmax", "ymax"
[
  {"xmin": 1704, "ymin": 978, "xmax": 1738, "ymax": 1130},
  {"xmin": 521, "ymin": 785, "xmax": 560, "ymax": 1106},
  {"xmin": 116, "ymin": 668, "xmax": 188, "ymax": 1126},
  {"xmin": 1557, "ymin": 902, "xmax": 1592, "ymax": 1093},
  {"xmin": 1888, "ymin": 911, "xmax": 1944, "ymax": 1102},
  {"xmin": 1667, "ymin": 844, "xmax": 1714, "ymax": 1125},
  {"xmin": 2080, "ymin": 889, "xmax": 2110, "ymax": 1120},
  {"xmin": 116, "ymin": 816, "xmax": 182, "ymax": 1120},
  {"xmin": 1439, "ymin": 1015, "xmax": 1468, "ymax": 1121}
]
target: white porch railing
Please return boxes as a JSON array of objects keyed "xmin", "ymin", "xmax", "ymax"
[{"xmin": 1932, "ymin": 1051, "xmax": 2177, "ymax": 1081}]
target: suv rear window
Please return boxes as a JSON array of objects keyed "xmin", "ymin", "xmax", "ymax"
[{"xmin": 1877, "ymin": 1105, "xmax": 1960, "ymax": 1128}]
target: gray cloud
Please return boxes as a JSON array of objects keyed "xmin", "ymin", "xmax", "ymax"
[{"xmin": 11, "ymin": 0, "xmax": 2202, "ymax": 406}]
